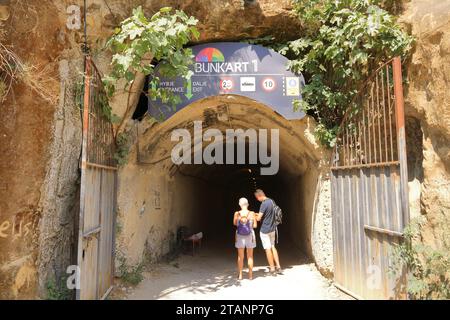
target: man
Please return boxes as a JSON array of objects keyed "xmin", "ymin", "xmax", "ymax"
[{"xmin": 254, "ymin": 189, "xmax": 281, "ymax": 273}]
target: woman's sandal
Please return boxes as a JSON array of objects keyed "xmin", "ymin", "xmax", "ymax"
[{"xmin": 266, "ymin": 267, "xmax": 277, "ymax": 275}]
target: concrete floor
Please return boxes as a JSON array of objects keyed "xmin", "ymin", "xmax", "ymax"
[{"xmin": 115, "ymin": 240, "xmax": 351, "ymax": 300}]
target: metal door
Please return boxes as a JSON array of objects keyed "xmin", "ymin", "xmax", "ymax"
[
  {"xmin": 77, "ymin": 56, "xmax": 117, "ymax": 300},
  {"xmin": 331, "ymin": 57, "xmax": 409, "ymax": 299}
]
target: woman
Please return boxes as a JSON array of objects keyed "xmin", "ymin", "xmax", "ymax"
[{"xmin": 233, "ymin": 197, "xmax": 257, "ymax": 280}]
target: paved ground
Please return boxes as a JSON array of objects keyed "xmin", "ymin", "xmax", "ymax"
[{"xmin": 114, "ymin": 240, "xmax": 350, "ymax": 300}]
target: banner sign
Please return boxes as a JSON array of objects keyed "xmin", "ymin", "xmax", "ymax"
[{"xmin": 148, "ymin": 42, "xmax": 305, "ymax": 120}]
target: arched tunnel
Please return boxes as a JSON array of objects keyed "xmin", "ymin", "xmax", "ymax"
[{"xmin": 115, "ymin": 95, "xmax": 327, "ymax": 270}]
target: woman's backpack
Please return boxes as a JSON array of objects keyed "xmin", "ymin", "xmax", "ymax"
[{"xmin": 237, "ymin": 212, "xmax": 252, "ymax": 236}]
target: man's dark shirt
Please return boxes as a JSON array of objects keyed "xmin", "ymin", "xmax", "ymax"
[{"xmin": 259, "ymin": 198, "xmax": 275, "ymax": 234}]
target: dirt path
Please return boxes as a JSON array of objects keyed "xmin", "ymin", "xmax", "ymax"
[{"xmin": 114, "ymin": 241, "xmax": 350, "ymax": 300}]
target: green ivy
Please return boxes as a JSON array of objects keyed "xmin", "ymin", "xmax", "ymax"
[
  {"xmin": 279, "ymin": 0, "xmax": 413, "ymax": 147},
  {"xmin": 98, "ymin": 93, "xmax": 121, "ymax": 124},
  {"xmin": 104, "ymin": 6, "xmax": 199, "ymax": 108}
]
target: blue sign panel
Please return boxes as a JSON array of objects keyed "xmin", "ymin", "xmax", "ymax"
[{"xmin": 149, "ymin": 42, "xmax": 305, "ymax": 120}]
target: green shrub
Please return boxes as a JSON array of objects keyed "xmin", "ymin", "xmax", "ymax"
[
  {"xmin": 120, "ymin": 264, "xmax": 144, "ymax": 286},
  {"xmin": 390, "ymin": 215, "xmax": 450, "ymax": 299},
  {"xmin": 46, "ymin": 276, "xmax": 72, "ymax": 300},
  {"xmin": 114, "ymin": 132, "xmax": 131, "ymax": 166},
  {"xmin": 280, "ymin": 0, "xmax": 413, "ymax": 147},
  {"xmin": 117, "ymin": 255, "xmax": 144, "ymax": 286}
]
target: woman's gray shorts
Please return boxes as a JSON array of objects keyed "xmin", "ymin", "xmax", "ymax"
[{"xmin": 235, "ymin": 231, "xmax": 256, "ymax": 249}]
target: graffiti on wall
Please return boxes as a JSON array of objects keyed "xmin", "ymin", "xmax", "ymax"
[{"xmin": 0, "ymin": 211, "xmax": 39, "ymax": 240}]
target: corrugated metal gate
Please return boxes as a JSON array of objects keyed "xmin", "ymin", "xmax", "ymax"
[
  {"xmin": 331, "ymin": 57, "xmax": 409, "ymax": 299},
  {"xmin": 77, "ymin": 56, "xmax": 117, "ymax": 300}
]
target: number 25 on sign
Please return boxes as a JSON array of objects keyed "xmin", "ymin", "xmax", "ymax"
[{"xmin": 220, "ymin": 78, "xmax": 233, "ymax": 91}]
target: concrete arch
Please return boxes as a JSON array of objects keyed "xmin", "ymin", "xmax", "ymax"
[{"xmin": 114, "ymin": 94, "xmax": 334, "ymax": 277}]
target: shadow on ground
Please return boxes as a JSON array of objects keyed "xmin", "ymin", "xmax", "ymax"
[{"xmin": 112, "ymin": 238, "xmax": 348, "ymax": 300}]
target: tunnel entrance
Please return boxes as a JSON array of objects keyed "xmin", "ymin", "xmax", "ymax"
[
  {"xmin": 171, "ymin": 160, "xmax": 308, "ymax": 257},
  {"xmin": 115, "ymin": 95, "xmax": 328, "ymax": 272},
  {"xmin": 75, "ymin": 44, "xmax": 333, "ymax": 300}
]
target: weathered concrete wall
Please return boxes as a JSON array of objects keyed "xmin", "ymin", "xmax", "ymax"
[
  {"xmin": 36, "ymin": 59, "xmax": 83, "ymax": 298},
  {"xmin": 310, "ymin": 168, "xmax": 334, "ymax": 277}
]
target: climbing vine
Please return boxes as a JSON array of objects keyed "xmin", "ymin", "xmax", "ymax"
[
  {"xmin": 279, "ymin": 0, "xmax": 413, "ymax": 147},
  {"xmin": 104, "ymin": 6, "xmax": 199, "ymax": 108}
]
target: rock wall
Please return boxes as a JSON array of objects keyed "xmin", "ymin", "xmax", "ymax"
[
  {"xmin": 400, "ymin": 0, "xmax": 450, "ymax": 242},
  {"xmin": 0, "ymin": 0, "xmax": 68, "ymax": 299}
]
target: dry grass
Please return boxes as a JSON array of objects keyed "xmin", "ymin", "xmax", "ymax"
[
  {"xmin": 0, "ymin": 43, "xmax": 20, "ymax": 102},
  {"xmin": 0, "ymin": 42, "xmax": 59, "ymax": 104}
]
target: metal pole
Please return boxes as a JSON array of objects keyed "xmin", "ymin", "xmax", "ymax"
[
  {"xmin": 392, "ymin": 57, "xmax": 409, "ymax": 229},
  {"xmin": 76, "ymin": 56, "xmax": 91, "ymax": 300}
]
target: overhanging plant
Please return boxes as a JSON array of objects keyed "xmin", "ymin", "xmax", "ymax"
[
  {"xmin": 104, "ymin": 6, "xmax": 199, "ymax": 107},
  {"xmin": 279, "ymin": 0, "xmax": 413, "ymax": 147}
]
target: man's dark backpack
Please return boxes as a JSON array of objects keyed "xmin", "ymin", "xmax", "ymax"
[{"xmin": 271, "ymin": 199, "xmax": 283, "ymax": 226}]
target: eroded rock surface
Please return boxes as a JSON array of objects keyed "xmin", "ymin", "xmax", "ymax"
[{"xmin": 400, "ymin": 0, "xmax": 450, "ymax": 242}]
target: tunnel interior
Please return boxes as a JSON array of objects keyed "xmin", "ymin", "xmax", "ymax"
[
  {"xmin": 116, "ymin": 95, "xmax": 323, "ymax": 267},
  {"xmin": 171, "ymin": 160, "xmax": 307, "ymax": 255}
]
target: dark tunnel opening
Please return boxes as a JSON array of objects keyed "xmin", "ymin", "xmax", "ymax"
[{"xmin": 172, "ymin": 158, "xmax": 310, "ymax": 263}]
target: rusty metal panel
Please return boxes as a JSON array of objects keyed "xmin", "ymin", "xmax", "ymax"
[
  {"xmin": 79, "ymin": 236, "xmax": 99, "ymax": 300},
  {"xmin": 331, "ymin": 57, "xmax": 409, "ymax": 299},
  {"xmin": 77, "ymin": 56, "xmax": 117, "ymax": 300},
  {"xmin": 97, "ymin": 170, "xmax": 116, "ymax": 298}
]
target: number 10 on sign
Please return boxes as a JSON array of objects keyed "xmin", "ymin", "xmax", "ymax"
[{"xmin": 262, "ymin": 78, "xmax": 276, "ymax": 91}]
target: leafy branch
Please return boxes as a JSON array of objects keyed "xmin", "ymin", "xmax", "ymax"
[
  {"xmin": 279, "ymin": 0, "xmax": 413, "ymax": 147},
  {"xmin": 104, "ymin": 6, "xmax": 199, "ymax": 108}
]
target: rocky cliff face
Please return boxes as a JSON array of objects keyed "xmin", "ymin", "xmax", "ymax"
[
  {"xmin": 0, "ymin": 0, "xmax": 66, "ymax": 299},
  {"xmin": 400, "ymin": 0, "xmax": 450, "ymax": 243}
]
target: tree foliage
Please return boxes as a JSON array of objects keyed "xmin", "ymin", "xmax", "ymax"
[
  {"xmin": 280, "ymin": 0, "xmax": 413, "ymax": 147},
  {"xmin": 104, "ymin": 6, "xmax": 199, "ymax": 107}
]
